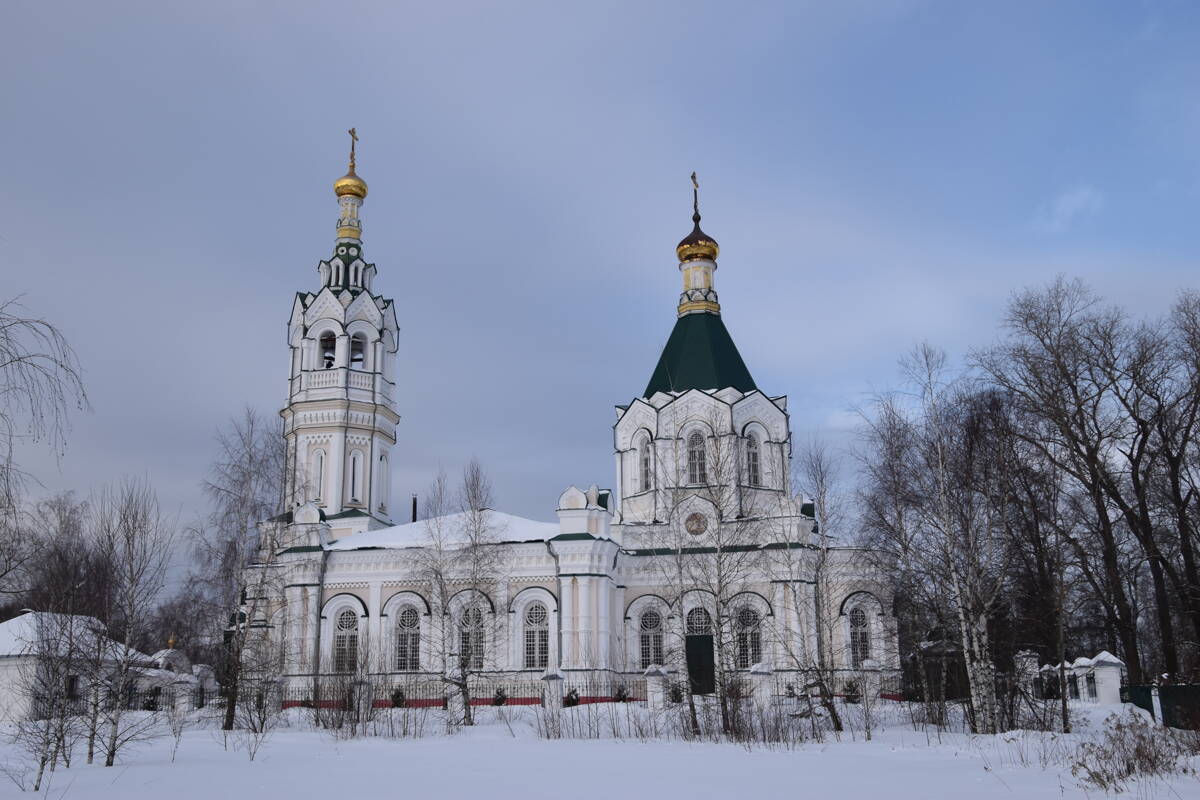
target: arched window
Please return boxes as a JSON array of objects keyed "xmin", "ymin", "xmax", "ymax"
[
  {"xmin": 735, "ymin": 607, "xmax": 762, "ymax": 669},
  {"xmin": 459, "ymin": 606, "xmax": 484, "ymax": 670},
  {"xmin": 849, "ymin": 607, "xmax": 870, "ymax": 668},
  {"xmin": 378, "ymin": 454, "xmax": 389, "ymax": 511},
  {"xmin": 687, "ymin": 432, "xmax": 707, "ymax": 485},
  {"xmin": 319, "ymin": 333, "xmax": 336, "ymax": 369},
  {"xmin": 746, "ymin": 434, "xmax": 762, "ymax": 487},
  {"xmin": 333, "ymin": 609, "xmax": 359, "ymax": 673},
  {"xmin": 640, "ymin": 440, "xmax": 654, "ymax": 492},
  {"xmin": 523, "ymin": 603, "xmax": 549, "ymax": 669},
  {"xmin": 395, "ymin": 606, "xmax": 420, "ymax": 672},
  {"xmin": 349, "ymin": 450, "xmax": 363, "ymax": 503},
  {"xmin": 350, "ymin": 334, "xmax": 366, "ymax": 369},
  {"xmin": 312, "ymin": 450, "xmax": 325, "ymax": 502},
  {"xmin": 686, "ymin": 607, "xmax": 713, "ymax": 636},
  {"xmin": 639, "ymin": 609, "xmax": 664, "ymax": 668}
]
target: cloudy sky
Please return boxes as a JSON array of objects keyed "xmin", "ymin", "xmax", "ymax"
[{"xmin": 3, "ymin": 1, "xmax": 1199, "ymax": 527}]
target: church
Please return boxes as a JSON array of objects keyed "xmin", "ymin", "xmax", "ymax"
[{"xmin": 248, "ymin": 136, "xmax": 897, "ymax": 700}]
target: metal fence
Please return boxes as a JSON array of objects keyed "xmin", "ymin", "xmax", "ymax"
[
  {"xmin": 31, "ymin": 686, "xmax": 213, "ymax": 720},
  {"xmin": 1122, "ymin": 684, "xmax": 1200, "ymax": 731},
  {"xmin": 277, "ymin": 676, "xmax": 651, "ymax": 709}
]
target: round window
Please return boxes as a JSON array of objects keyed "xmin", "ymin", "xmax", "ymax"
[{"xmin": 525, "ymin": 603, "xmax": 548, "ymax": 627}]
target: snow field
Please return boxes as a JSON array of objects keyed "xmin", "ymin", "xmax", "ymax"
[{"xmin": 1, "ymin": 702, "xmax": 1196, "ymax": 799}]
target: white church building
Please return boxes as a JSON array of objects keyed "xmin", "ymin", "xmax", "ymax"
[{"xmin": 248, "ymin": 139, "xmax": 898, "ymax": 701}]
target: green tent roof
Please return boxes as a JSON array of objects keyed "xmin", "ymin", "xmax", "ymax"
[{"xmin": 643, "ymin": 312, "xmax": 757, "ymax": 398}]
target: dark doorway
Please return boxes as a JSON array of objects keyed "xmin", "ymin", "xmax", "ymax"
[{"xmin": 686, "ymin": 635, "xmax": 715, "ymax": 695}]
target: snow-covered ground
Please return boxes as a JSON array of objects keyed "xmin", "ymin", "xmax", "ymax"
[{"xmin": 2, "ymin": 702, "xmax": 1196, "ymax": 799}]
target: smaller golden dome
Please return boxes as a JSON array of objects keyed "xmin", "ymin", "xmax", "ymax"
[
  {"xmin": 676, "ymin": 212, "xmax": 719, "ymax": 262},
  {"xmin": 334, "ymin": 167, "xmax": 368, "ymax": 199}
]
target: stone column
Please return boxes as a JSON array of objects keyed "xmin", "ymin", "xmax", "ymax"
[
  {"xmin": 368, "ymin": 583, "xmax": 382, "ymax": 673},
  {"xmin": 596, "ymin": 578, "xmax": 611, "ymax": 670},
  {"xmin": 578, "ymin": 577, "xmax": 594, "ymax": 671},
  {"xmin": 561, "ymin": 577, "xmax": 578, "ymax": 668},
  {"xmin": 644, "ymin": 665, "xmax": 668, "ymax": 711}
]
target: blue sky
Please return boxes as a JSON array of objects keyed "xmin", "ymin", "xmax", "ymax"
[{"xmin": 3, "ymin": 1, "xmax": 1199, "ymax": 524}]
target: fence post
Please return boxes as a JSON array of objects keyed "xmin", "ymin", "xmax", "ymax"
[
  {"xmin": 1090, "ymin": 651, "xmax": 1124, "ymax": 705},
  {"xmin": 644, "ymin": 665, "xmax": 667, "ymax": 711},
  {"xmin": 749, "ymin": 662, "xmax": 774, "ymax": 708},
  {"xmin": 859, "ymin": 659, "xmax": 881, "ymax": 702},
  {"xmin": 1014, "ymin": 650, "xmax": 1039, "ymax": 695},
  {"xmin": 541, "ymin": 669, "xmax": 564, "ymax": 710}
]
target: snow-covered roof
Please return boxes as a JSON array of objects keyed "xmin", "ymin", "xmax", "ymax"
[
  {"xmin": 0, "ymin": 611, "xmax": 147, "ymax": 661},
  {"xmin": 1092, "ymin": 650, "xmax": 1124, "ymax": 667},
  {"xmin": 328, "ymin": 510, "xmax": 560, "ymax": 551}
]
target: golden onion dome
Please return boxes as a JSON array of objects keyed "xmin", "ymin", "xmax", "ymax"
[
  {"xmin": 334, "ymin": 166, "xmax": 368, "ymax": 199},
  {"xmin": 676, "ymin": 211, "xmax": 719, "ymax": 262}
]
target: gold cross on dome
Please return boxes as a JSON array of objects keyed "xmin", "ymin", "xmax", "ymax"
[{"xmin": 348, "ymin": 128, "xmax": 358, "ymax": 168}]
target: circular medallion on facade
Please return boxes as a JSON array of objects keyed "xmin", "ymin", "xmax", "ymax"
[{"xmin": 685, "ymin": 512, "xmax": 708, "ymax": 536}]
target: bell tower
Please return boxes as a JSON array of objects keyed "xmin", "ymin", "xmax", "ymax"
[{"xmin": 280, "ymin": 131, "xmax": 400, "ymax": 534}]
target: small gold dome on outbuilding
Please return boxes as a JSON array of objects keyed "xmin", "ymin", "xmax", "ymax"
[
  {"xmin": 334, "ymin": 167, "xmax": 368, "ymax": 199},
  {"xmin": 676, "ymin": 212, "xmax": 719, "ymax": 262}
]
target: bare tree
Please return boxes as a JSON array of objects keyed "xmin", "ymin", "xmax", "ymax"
[
  {"xmin": 0, "ymin": 297, "xmax": 88, "ymax": 597},
  {"xmin": 187, "ymin": 407, "xmax": 286, "ymax": 730},
  {"xmin": 91, "ymin": 479, "xmax": 175, "ymax": 766},
  {"xmin": 9, "ymin": 611, "xmax": 93, "ymax": 791},
  {"xmin": 859, "ymin": 345, "xmax": 1013, "ymax": 734},
  {"xmin": 645, "ymin": 409, "xmax": 771, "ymax": 737},
  {"xmin": 408, "ymin": 460, "xmax": 505, "ymax": 727}
]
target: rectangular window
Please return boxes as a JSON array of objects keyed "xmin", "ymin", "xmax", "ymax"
[
  {"xmin": 334, "ymin": 632, "xmax": 357, "ymax": 673},
  {"xmin": 849, "ymin": 630, "xmax": 870, "ymax": 669},
  {"xmin": 460, "ymin": 630, "xmax": 483, "ymax": 670},
  {"xmin": 640, "ymin": 632, "xmax": 663, "ymax": 669},
  {"xmin": 524, "ymin": 629, "xmax": 549, "ymax": 670},
  {"xmin": 395, "ymin": 632, "xmax": 420, "ymax": 672}
]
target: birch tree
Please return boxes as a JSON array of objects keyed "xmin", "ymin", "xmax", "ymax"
[
  {"xmin": 91, "ymin": 479, "xmax": 175, "ymax": 766},
  {"xmin": 409, "ymin": 461, "xmax": 504, "ymax": 726},
  {"xmin": 187, "ymin": 407, "xmax": 286, "ymax": 730}
]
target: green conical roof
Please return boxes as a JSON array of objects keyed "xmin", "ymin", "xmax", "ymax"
[{"xmin": 643, "ymin": 313, "xmax": 757, "ymax": 398}]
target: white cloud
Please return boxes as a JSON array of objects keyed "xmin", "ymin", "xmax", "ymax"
[{"xmin": 1034, "ymin": 185, "xmax": 1105, "ymax": 233}]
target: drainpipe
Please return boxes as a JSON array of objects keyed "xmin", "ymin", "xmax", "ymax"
[
  {"xmin": 544, "ymin": 541, "xmax": 564, "ymax": 669},
  {"xmin": 309, "ymin": 546, "xmax": 331, "ymax": 702}
]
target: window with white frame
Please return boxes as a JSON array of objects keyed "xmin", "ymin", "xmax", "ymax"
[
  {"xmin": 746, "ymin": 434, "xmax": 762, "ymax": 487},
  {"xmin": 849, "ymin": 607, "xmax": 870, "ymax": 668},
  {"xmin": 395, "ymin": 606, "xmax": 420, "ymax": 671},
  {"xmin": 687, "ymin": 432, "xmax": 707, "ymax": 485},
  {"xmin": 459, "ymin": 606, "xmax": 485, "ymax": 670},
  {"xmin": 735, "ymin": 607, "xmax": 762, "ymax": 669},
  {"xmin": 523, "ymin": 602, "xmax": 549, "ymax": 669},
  {"xmin": 639, "ymin": 609, "xmax": 664, "ymax": 668},
  {"xmin": 333, "ymin": 609, "xmax": 359, "ymax": 673},
  {"xmin": 640, "ymin": 439, "xmax": 654, "ymax": 492},
  {"xmin": 686, "ymin": 607, "xmax": 713, "ymax": 636}
]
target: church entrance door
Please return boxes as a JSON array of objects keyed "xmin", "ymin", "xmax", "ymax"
[{"xmin": 685, "ymin": 635, "xmax": 715, "ymax": 695}]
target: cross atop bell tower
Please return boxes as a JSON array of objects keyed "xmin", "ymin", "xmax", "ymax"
[{"xmin": 279, "ymin": 133, "xmax": 400, "ymax": 536}]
